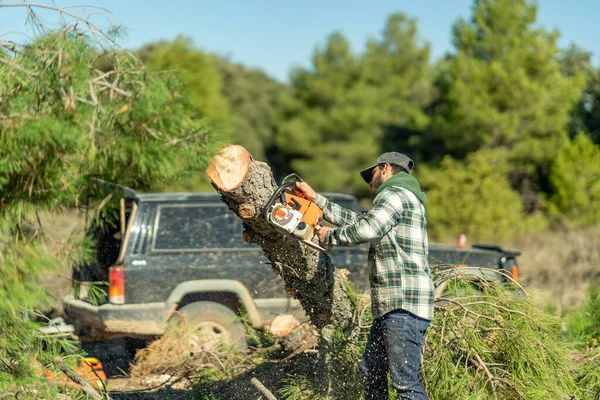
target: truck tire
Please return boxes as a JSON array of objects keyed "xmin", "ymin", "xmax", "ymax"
[{"xmin": 170, "ymin": 301, "xmax": 247, "ymax": 353}]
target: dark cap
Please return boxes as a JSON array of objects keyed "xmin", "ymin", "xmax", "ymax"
[{"xmin": 360, "ymin": 152, "xmax": 414, "ymax": 184}]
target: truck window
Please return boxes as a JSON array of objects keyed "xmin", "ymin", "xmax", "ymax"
[{"xmin": 152, "ymin": 204, "xmax": 254, "ymax": 251}]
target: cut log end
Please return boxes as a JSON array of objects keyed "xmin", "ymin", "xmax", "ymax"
[
  {"xmin": 269, "ymin": 314, "xmax": 300, "ymax": 338},
  {"xmin": 207, "ymin": 144, "xmax": 252, "ymax": 191},
  {"xmin": 239, "ymin": 204, "xmax": 256, "ymax": 219}
]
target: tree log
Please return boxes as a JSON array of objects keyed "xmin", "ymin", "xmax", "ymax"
[
  {"xmin": 207, "ymin": 144, "xmax": 355, "ymax": 330},
  {"xmin": 270, "ymin": 314, "xmax": 299, "ymax": 338}
]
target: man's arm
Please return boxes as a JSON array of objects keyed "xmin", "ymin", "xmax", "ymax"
[
  {"xmin": 314, "ymin": 193, "xmax": 360, "ymax": 226},
  {"xmin": 324, "ymin": 191, "xmax": 403, "ymax": 246},
  {"xmin": 294, "ymin": 181, "xmax": 360, "ymax": 226}
]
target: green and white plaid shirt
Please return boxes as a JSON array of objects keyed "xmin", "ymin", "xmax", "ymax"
[{"xmin": 315, "ymin": 187, "xmax": 434, "ymax": 320}]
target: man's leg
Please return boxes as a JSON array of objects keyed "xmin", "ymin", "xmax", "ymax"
[
  {"xmin": 359, "ymin": 318, "xmax": 389, "ymax": 400},
  {"xmin": 383, "ymin": 309, "xmax": 429, "ymax": 400}
]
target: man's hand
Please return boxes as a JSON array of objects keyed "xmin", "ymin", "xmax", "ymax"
[
  {"xmin": 317, "ymin": 226, "xmax": 331, "ymax": 245},
  {"xmin": 295, "ymin": 181, "xmax": 317, "ymax": 201}
]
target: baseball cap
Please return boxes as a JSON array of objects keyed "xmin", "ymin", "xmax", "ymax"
[{"xmin": 360, "ymin": 152, "xmax": 414, "ymax": 184}]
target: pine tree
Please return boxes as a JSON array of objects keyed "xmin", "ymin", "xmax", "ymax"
[
  {"xmin": 549, "ymin": 133, "xmax": 600, "ymax": 226},
  {"xmin": 431, "ymin": 0, "xmax": 585, "ymax": 212},
  {"xmin": 0, "ymin": 5, "xmax": 221, "ymax": 394},
  {"xmin": 137, "ymin": 36, "xmax": 232, "ymax": 127},
  {"xmin": 560, "ymin": 44, "xmax": 600, "ymax": 145},
  {"xmin": 276, "ymin": 14, "xmax": 433, "ymax": 195},
  {"xmin": 212, "ymin": 55, "xmax": 289, "ymax": 165}
]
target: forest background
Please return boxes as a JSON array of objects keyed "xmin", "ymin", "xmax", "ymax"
[
  {"xmin": 130, "ymin": 0, "xmax": 600, "ymax": 309},
  {"xmin": 137, "ymin": 0, "xmax": 600, "ymax": 243}
]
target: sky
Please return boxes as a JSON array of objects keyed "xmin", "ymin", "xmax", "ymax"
[{"xmin": 1, "ymin": 0, "xmax": 599, "ymax": 82}]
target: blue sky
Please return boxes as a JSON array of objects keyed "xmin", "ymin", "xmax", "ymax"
[{"xmin": 2, "ymin": 0, "xmax": 599, "ymax": 82}]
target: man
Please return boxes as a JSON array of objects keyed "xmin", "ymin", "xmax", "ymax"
[{"xmin": 295, "ymin": 152, "xmax": 434, "ymax": 400}]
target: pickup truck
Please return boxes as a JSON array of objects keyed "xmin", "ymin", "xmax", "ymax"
[{"xmin": 62, "ymin": 182, "xmax": 521, "ymax": 352}]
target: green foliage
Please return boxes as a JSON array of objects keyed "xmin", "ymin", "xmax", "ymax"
[
  {"xmin": 277, "ymin": 273, "xmax": 591, "ymax": 399},
  {"xmin": 241, "ymin": 311, "xmax": 276, "ymax": 350},
  {"xmin": 276, "ymin": 13, "xmax": 433, "ymax": 195},
  {"xmin": 0, "ymin": 242, "xmax": 59, "ymax": 312},
  {"xmin": 137, "ymin": 35, "xmax": 232, "ymax": 126},
  {"xmin": 0, "ymin": 313, "xmax": 84, "ymax": 396},
  {"xmin": 423, "ymin": 272, "xmax": 577, "ymax": 399},
  {"xmin": 324, "ymin": 324, "xmax": 368, "ymax": 398},
  {"xmin": 136, "ymin": 39, "xmax": 288, "ymax": 173},
  {"xmin": 0, "ymin": 29, "xmax": 219, "ymax": 305},
  {"xmin": 564, "ymin": 284, "xmax": 600, "ymax": 348},
  {"xmin": 212, "ymin": 56, "xmax": 289, "ymax": 164},
  {"xmin": 431, "ymin": 0, "xmax": 585, "ymax": 213},
  {"xmin": 579, "ymin": 67, "xmax": 600, "ymax": 145},
  {"xmin": 278, "ymin": 292, "xmax": 372, "ymax": 400},
  {"xmin": 0, "ymin": 10, "xmax": 220, "ymax": 393},
  {"xmin": 561, "ymin": 44, "xmax": 600, "ymax": 145},
  {"xmin": 279, "ymin": 375, "xmax": 318, "ymax": 400},
  {"xmin": 573, "ymin": 351, "xmax": 600, "ymax": 400},
  {"xmin": 549, "ymin": 133, "xmax": 600, "ymax": 226},
  {"xmin": 418, "ymin": 151, "xmax": 547, "ymax": 242}
]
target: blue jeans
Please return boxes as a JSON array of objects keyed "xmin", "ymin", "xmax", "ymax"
[{"xmin": 359, "ymin": 309, "xmax": 430, "ymax": 400}]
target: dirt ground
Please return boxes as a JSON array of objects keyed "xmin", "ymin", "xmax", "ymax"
[{"xmin": 79, "ymin": 337, "xmax": 319, "ymax": 399}]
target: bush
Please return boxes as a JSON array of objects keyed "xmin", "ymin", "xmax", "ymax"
[{"xmin": 549, "ymin": 133, "xmax": 600, "ymax": 227}]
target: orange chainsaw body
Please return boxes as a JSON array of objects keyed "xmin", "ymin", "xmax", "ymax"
[
  {"xmin": 282, "ymin": 192, "xmax": 323, "ymax": 229},
  {"xmin": 264, "ymin": 174, "xmax": 331, "ymax": 253}
]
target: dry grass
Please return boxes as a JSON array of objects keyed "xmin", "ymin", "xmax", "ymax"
[
  {"xmin": 129, "ymin": 320, "xmax": 241, "ymax": 380},
  {"xmin": 516, "ymin": 226, "xmax": 600, "ymax": 308}
]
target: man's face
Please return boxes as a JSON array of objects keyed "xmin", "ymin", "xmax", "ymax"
[{"xmin": 370, "ymin": 164, "xmax": 385, "ymax": 193}]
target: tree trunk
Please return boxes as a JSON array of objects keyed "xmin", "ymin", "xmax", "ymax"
[{"xmin": 207, "ymin": 144, "xmax": 356, "ymax": 332}]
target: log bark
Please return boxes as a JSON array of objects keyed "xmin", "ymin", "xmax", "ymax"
[{"xmin": 207, "ymin": 145, "xmax": 355, "ymax": 331}]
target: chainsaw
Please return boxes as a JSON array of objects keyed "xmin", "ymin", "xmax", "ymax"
[{"xmin": 263, "ymin": 174, "xmax": 332, "ymax": 253}]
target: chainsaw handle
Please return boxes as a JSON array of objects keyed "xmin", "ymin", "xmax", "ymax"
[{"xmin": 280, "ymin": 173, "xmax": 303, "ymax": 185}]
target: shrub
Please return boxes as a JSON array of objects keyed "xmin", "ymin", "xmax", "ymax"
[{"xmin": 549, "ymin": 133, "xmax": 600, "ymax": 227}]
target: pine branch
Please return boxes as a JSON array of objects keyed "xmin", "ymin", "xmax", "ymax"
[
  {"xmin": 0, "ymin": 40, "xmax": 20, "ymax": 53},
  {"xmin": 55, "ymin": 360, "xmax": 108, "ymax": 400}
]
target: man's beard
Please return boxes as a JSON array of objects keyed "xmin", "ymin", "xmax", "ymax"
[{"xmin": 371, "ymin": 173, "xmax": 384, "ymax": 192}]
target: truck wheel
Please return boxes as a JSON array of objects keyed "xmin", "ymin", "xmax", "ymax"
[{"xmin": 170, "ymin": 301, "xmax": 247, "ymax": 353}]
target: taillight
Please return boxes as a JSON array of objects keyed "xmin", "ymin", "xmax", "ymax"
[
  {"xmin": 511, "ymin": 264, "xmax": 519, "ymax": 282},
  {"xmin": 457, "ymin": 234, "xmax": 467, "ymax": 249},
  {"xmin": 108, "ymin": 266, "xmax": 125, "ymax": 304}
]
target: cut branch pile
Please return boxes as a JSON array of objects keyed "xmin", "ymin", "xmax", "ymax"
[{"xmin": 422, "ymin": 269, "xmax": 578, "ymax": 400}]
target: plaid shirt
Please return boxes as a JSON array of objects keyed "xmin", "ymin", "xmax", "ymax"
[{"xmin": 315, "ymin": 187, "xmax": 434, "ymax": 320}]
